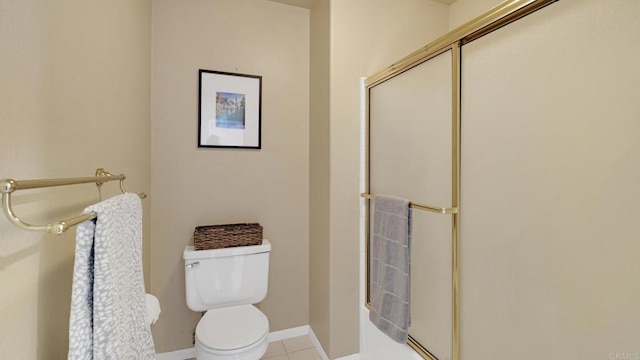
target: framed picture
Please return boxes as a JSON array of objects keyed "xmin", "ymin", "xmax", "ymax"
[{"xmin": 198, "ymin": 69, "xmax": 262, "ymax": 149}]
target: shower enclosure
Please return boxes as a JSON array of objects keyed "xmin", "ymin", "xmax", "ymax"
[{"xmin": 362, "ymin": 1, "xmax": 640, "ymax": 359}]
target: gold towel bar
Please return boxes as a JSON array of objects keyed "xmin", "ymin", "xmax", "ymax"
[
  {"xmin": 361, "ymin": 193, "xmax": 458, "ymax": 215},
  {"xmin": 0, "ymin": 168, "xmax": 147, "ymax": 235}
]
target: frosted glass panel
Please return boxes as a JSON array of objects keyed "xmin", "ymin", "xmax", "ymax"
[
  {"xmin": 460, "ymin": 0, "xmax": 640, "ymax": 359},
  {"xmin": 369, "ymin": 50, "xmax": 452, "ymax": 360}
]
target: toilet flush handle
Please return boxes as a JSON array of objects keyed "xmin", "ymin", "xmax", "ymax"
[{"xmin": 186, "ymin": 262, "xmax": 200, "ymax": 269}]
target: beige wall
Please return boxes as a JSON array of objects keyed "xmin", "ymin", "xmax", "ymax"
[
  {"xmin": 307, "ymin": 0, "xmax": 449, "ymax": 358},
  {"xmin": 0, "ymin": 0, "xmax": 151, "ymax": 359},
  {"xmin": 448, "ymin": 0, "xmax": 503, "ymax": 30},
  {"xmin": 309, "ymin": 0, "xmax": 331, "ymax": 354},
  {"xmin": 150, "ymin": 0, "xmax": 310, "ymax": 352}
]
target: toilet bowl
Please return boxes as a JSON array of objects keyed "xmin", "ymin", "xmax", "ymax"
[
  {"xmin": 195, "ymin": 305, "xmax": 269, "ymax": 360},
  {"xmin": 184, "ymin": 240, "xmax": 271, "ymax": 360}
]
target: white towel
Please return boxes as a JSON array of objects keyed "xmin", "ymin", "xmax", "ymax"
[
  {"xmin": 68, "ymin": 193, "xmax": 155, "ymax": 359},
  {"xmin": 369, "ymin": 195, "xmax": 412, "ymax": 343}
]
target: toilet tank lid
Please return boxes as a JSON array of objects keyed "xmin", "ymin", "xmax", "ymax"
[{"xmin": 183, "ymin": 239, "xmax": 271, "ymax": 260}]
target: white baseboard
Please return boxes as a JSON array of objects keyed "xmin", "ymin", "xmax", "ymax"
[
  {"xmin": 267, "ymin": 325, "xmax": 310, "ymax": 342},
  {"xmin": 155, "ymin": 347, "xmax": 196, "ymax": 360},
  {"xmin": 156, "ymin": 324, "xmax": 331, "ymax": 360}
]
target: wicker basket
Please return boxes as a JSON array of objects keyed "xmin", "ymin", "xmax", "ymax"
[{"xmin": 193, "ymin": 223, "xmax": 263, "ymax": 250}]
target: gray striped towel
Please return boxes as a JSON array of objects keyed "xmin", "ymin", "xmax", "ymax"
[{"xmin": 369, "ymin": 194, "xmax": 412, "ymax": 343}]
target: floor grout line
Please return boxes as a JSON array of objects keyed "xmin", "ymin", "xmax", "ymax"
[{"xmin": 262, "ymin": 335, "xmax": 322, "ymax": 360}]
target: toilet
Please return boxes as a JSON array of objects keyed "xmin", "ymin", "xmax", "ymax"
[{"xmin": 183, "ymin": 240, "xmax": 271, "ymax": 360}]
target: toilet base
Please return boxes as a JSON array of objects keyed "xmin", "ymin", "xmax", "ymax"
[{"xmin": 195, "ymin": 332, "xmax": 269, "ymax": 360}]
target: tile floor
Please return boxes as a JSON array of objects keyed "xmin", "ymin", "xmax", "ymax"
[{"xmin": 261, "ymin": 335, "xmax": 322, "ymax": 360}]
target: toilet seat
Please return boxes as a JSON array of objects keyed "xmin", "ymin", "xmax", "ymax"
[{"xmin": 196, "ymin": 304, "xmax": 269, "ymax": 353}]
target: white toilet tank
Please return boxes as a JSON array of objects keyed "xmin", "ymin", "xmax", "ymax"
[{"xmin": 183, "ymin": 240, "xmax": 271, "ymax": 312}]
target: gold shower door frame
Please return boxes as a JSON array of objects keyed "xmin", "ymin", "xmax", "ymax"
[{"xmin": 363, "ymin": 1, "xmax": 558, "ymax": 360}]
